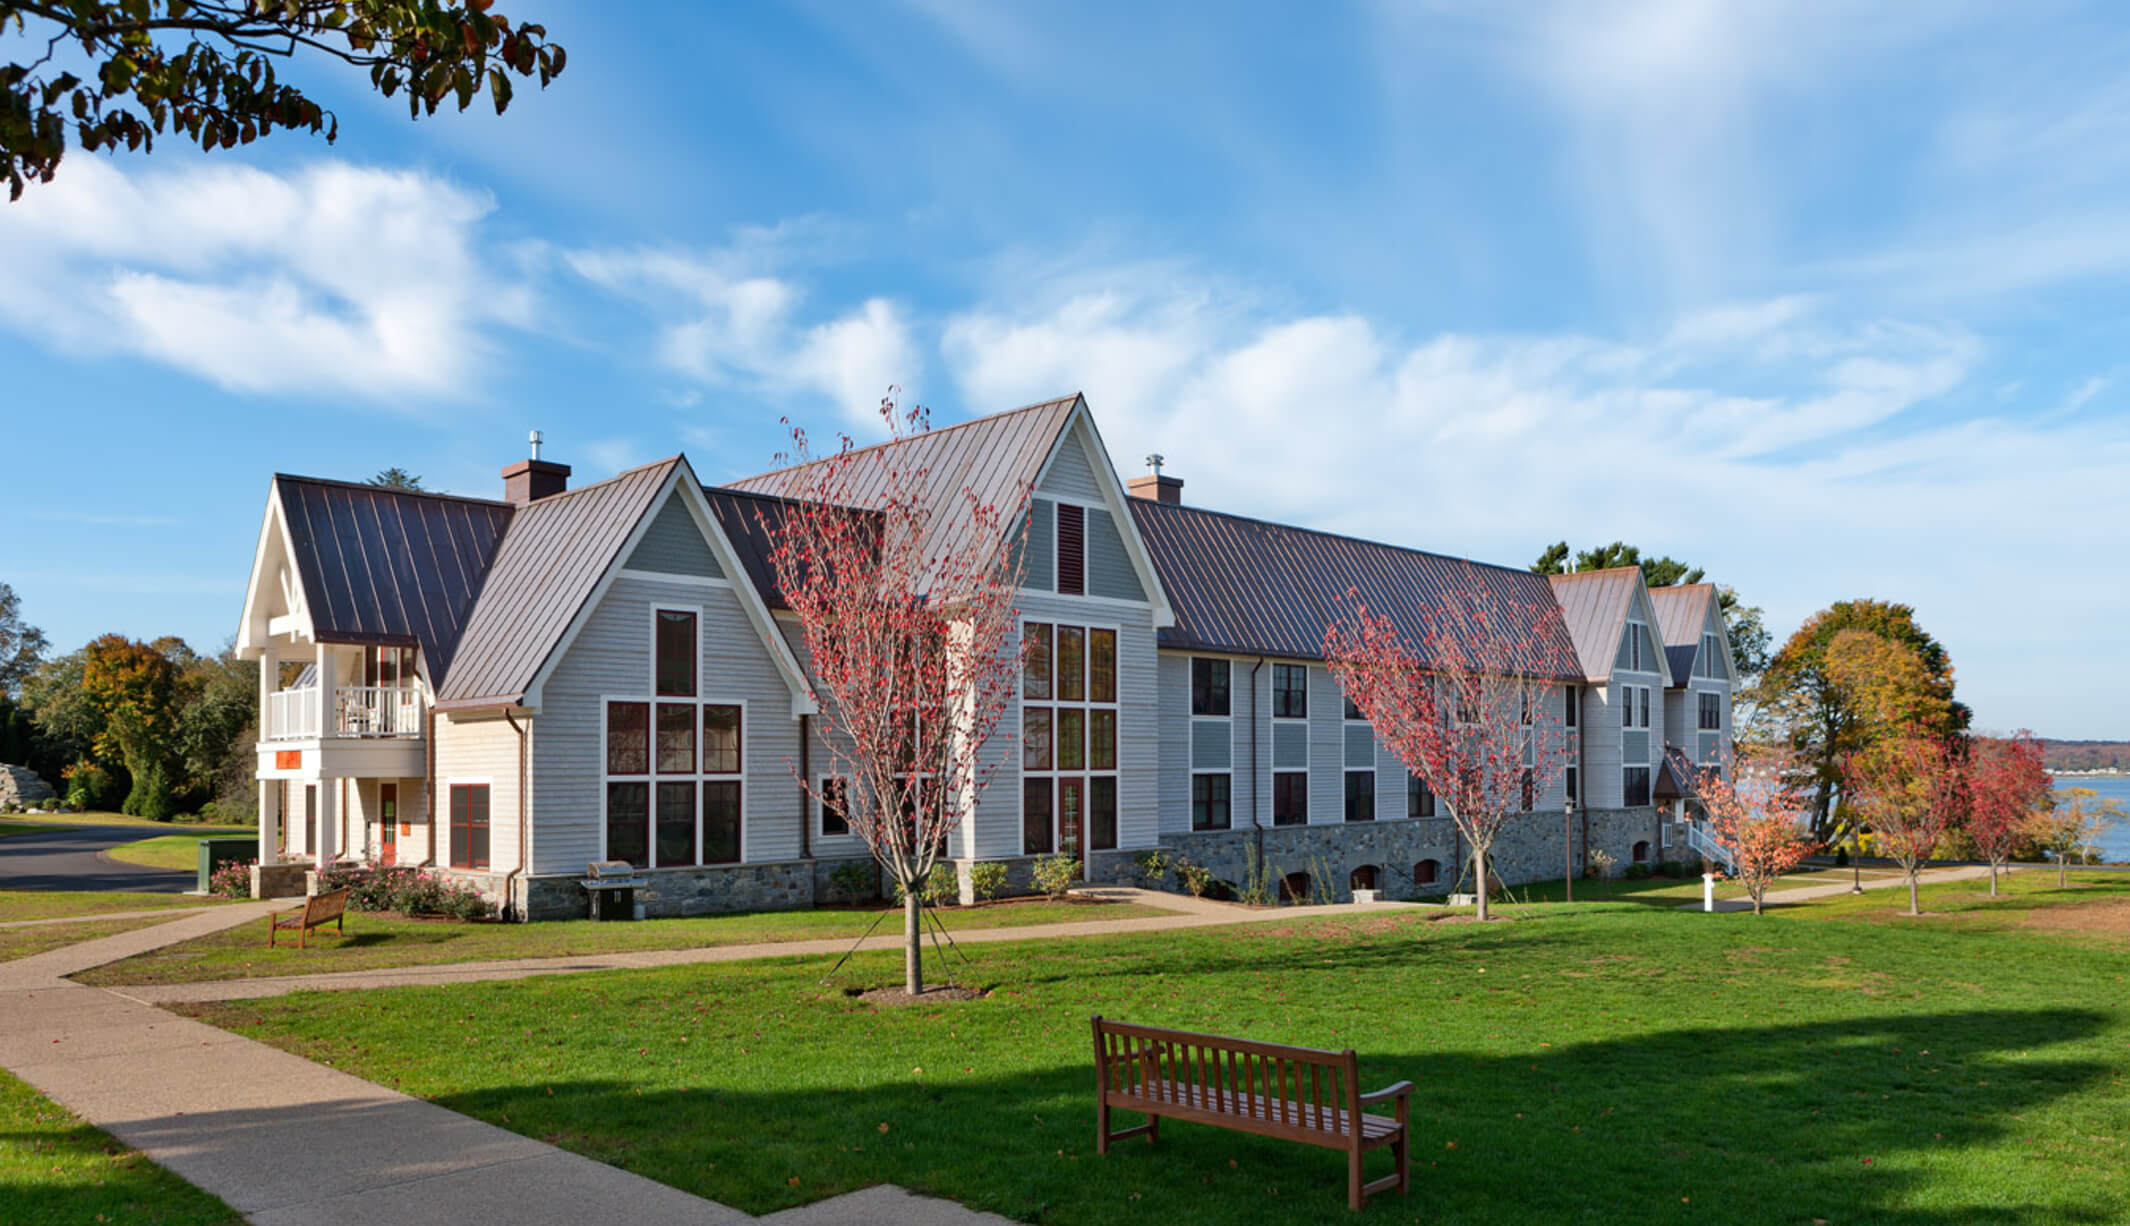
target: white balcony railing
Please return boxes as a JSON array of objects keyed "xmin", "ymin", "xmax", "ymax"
[{"xmin": 265, "ymin": 685, "xmax": 423, "ymax": 740}]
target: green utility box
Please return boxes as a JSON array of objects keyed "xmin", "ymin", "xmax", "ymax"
[{"xmin": 195, "ymin": 837, "xmax": 257, "ymax": 893}]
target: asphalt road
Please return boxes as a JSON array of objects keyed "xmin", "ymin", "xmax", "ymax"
[{"xmin": 0, "ymin": 824, "xmax": 200, "ymax": 893}]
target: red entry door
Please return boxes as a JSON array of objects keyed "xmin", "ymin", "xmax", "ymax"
[{"xmin": 379, "ymin": 783, "xmax": 398, "ymax": 866}]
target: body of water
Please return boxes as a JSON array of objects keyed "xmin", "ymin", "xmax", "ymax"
[{"xmin": 2049, "ymin": 775, "xmax": 2130, "ymax": 863}]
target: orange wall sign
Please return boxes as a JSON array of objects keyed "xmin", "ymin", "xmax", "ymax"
[{"xmin": 274, "ymin": 750, "xmax": 302, "ymax": 771}]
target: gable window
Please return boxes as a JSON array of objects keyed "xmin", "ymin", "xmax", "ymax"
[
  {"xmin": 1022, "ymin": 621, "xmax": 1118, "ymax": 855},
  {"xmin": 605, "ymin": 678, "xmax": 744, "ymax": 871},
  {"xmin": 1565, "ymin": 685, "xmax": 1578, "ymax": 727},
  {"xmin": 1191, "ymin": 773, "xmax": 1231, "ymax": 830},
  {"xmin": 1191, "ymin": 658, "xmax": 1230, "ymax": 716},
  {"xmin": 1623, "ymin": 766, "xmax": 1652, "ymax": 807},
  {"xmin": 449, "ymin": 783, "xmax": 490, "ymax": 870},
  {"xmin": 1639, "ymin": 687, "xmax": 1651, "ymax": 729},
  {"xmin": 1344, "ymin": 770, "xmax": 1375, "ymax": 822},
  {"xmin": 1407, "ymin": 772, "xmax": 1436, "ymax": 818},
  {"xmin": 819, "ymin": 777, "xmax": 850, "ymax": 838},
  {"xmin": 655, "ymin": 609, "xmax": 697, "ymax": 697},
  {"xmin": 1056, "ymin": 503, "xmax": 1085, "ymax": 596},
  {"xmin": 1272, "ymin": 663, "xmax": 1308, "ymax": 719},
  {"xmin": 1272, "ymin": 771, "xmax": 1308, "ymax": 826},
  {"xmin": 1699, "ymin": 691, "xmax": 1722, "ymax": 731}
]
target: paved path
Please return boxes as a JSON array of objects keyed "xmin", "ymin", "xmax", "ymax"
[
  {"xmin": 1686, "ymin": 864, "xmax": 1994, "ymax": 913},
  {"xmin": 0, "ymin": 904, "xmax": 1014, "ymax": 1225},
  {"xmin": 0, "ymin": 822, "xmax": 202, "ymax": 893},
  {"xmin": 0, "ymin": 904, "xmax": 224, "ymax": 930},
  {"xmin": 111, "ymin": 888, "xmax": 1425, "ymax": 1005}
]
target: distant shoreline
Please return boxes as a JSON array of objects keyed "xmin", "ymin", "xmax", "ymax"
[{"xmin": 2049, "ymin": 771, "xmax": 2130, "ymax": 779}]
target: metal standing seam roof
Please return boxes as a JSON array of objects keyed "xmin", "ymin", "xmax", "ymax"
[
  {"xmin": 1649, "ymin": 584, "xmax": 1717, "ymax": 688},
  {"xmin": 721, "ymin": 395, "xmax": 1078, "ymax": 582},
  {"xmin": 700, "ymin": 485, "xmax": 888, "ymax": 612},
  {"xmin": 435, "ymin": 458, "xmax": 680, "ymax": 705},
  {"xmin": 1544, "ymin": 568, "xmax": 1643, "ymax": 683},
  {"xmin": 274, "ymin": 476, "xmax": 514, "ymax": 681},
  {"xmin": 1129, "ymin": 500, "xmax": 1583, "ymax": 680}
]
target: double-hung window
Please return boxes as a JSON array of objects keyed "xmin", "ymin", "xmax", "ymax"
[
  {"xmin": 1191, "ymin": 658, "xmax": 1230, "ymax": 716},
  {"xmin": 448, "ymin": 783, "xmax": 490, "ymax": 870},
  {"xmin": 1699, "ymin": 691, "xmax": 1721, "ymax": 731},
  {"xmin": 1022, "ymin": 621, "xmax": 1118, "ymax": 855},
  {"xmin": 1191, "ymin": 773, "xmax": 1230, "ymax": 830},
  {"xmin": 1623, "ymin": 766, "xmax": 1652, "ymax": 807},
  {"xmin": 1407, "ymin": 772, "xmax": 1435, "ymax": 818},
  {"xmin": 604, "ymin": 607, "xmax": 743, "ymax": 869},
  {"xmin": 1272, "ymin": 771, "xmax": 1308, "ymax": 826},
  {"xmin": 1272, "ymin": 664, "xmax": 1308, "ymax": 718},
  {"xmin": 1344, "ymin": 770, "xmax": 1375, "ymax": 822}
]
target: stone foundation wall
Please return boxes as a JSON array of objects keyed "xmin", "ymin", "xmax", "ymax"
[{"xmin": 509, "ymin": 855, "xmax": 889, "ymax": 921}]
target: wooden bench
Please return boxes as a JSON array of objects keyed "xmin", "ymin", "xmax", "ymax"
[
  {"xmin": 1091, "ymin": 1015, "xmax": 1412, "ymax": 1210},
  {"xmin": 268, "ymin": 888, "xmax": 349, "ymax": 949}
]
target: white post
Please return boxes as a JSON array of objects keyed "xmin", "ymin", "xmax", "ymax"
[
  {"xmin": 314, "ymin": 643, "xmax": 336, "ymax": 739},
  {"xmin": 1702, "ymin": 872, "xmax": 1717, "ymax": 913},
  {"xmin": 316, "ymin": 774, "xmax": 337, "ymax": 870},
  {"xmin": 257, "ymin": 642, "xmax": 279, "ymax": 866}
]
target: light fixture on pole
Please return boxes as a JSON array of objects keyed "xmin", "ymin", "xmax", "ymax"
[{"xmin": 1564, "ymin": 794, "xmax": 1576, "ymax": 903}]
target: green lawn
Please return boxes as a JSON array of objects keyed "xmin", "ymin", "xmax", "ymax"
[
  {"xmin": 103, "ymin": 833, "xmax": 216, "ymax": 871},
  {"xmin": 183, "ymin": 880, "xmax": 2130, "ymax": 1224},
  {"xmin": 0, "ymin": 820, "xmax": 74, "ymax": 838},
  {"xmin": 0, "ymin": 915, "xmax": 179, "ymax": 963},
  {"xmin": 0, "ymin": 891, "xmax": 224, "ymax": 923},
  {"xmin": 0, "ymin": 1070, "xmax": 240, "ymax": 1225},
  {"xmin": 77, "ymin": 898, "xmax": 1176, "ymax": 987},
  {"xmin": 1511, "ymin": 865, "xmax": 1909, "ymax": 907},
  {"xmin": 2, "ymin": 810, "xmax": 251, "ymax": 833}
]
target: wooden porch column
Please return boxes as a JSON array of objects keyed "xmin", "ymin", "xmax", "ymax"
[
  {"xmin": 257, "ymin": 641, "xmax": 279, "ymax": 866},
  {"xmin": 314, "ymin": 643, "xmax": 337, "ymax": 740},
  {"xmin": 316, "ymin": 772, "xmax": 337, "ymax": 869}
]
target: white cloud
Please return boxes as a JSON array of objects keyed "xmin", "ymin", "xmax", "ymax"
[
  {"xmin": 0, "ymin": 158, "xmax": 519, "ymax": 400},
  {"xmin": 567, "ymin": 247, "xmax": 917, "ymax": 429},
  {"xmin": 940, "ymin": 276, "xmax": 2129, "ymax": 736}
]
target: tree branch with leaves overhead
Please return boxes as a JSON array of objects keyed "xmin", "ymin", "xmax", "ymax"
[{"xmin": 2, "ymin": 0, "xmax": 565, "ymax": 200}]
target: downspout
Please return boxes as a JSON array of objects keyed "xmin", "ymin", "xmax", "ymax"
[
  {"xmin": 424, "ymin": 705, "xmax": 438, "ymax": 866},
  {"xmin": 1248, "ymin": 657, "xmax": 1267, "ymax": 867},
  {"xmin": 503, "ymin": 708, "xmax": 528, "ymax": 922}
]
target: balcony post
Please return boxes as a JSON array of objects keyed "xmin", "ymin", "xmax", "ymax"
[
  {"xmin": 314, "ymin": 644, "xmax": 336, "ymax": 740},
  {"xmin": 258, "ymin": 777, "xmax": 280, "ymax": 867}
]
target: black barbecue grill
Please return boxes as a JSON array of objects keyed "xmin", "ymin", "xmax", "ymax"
[{"xmin": 580, "ymin": 859, "xmax": 647, "ymax": 921}]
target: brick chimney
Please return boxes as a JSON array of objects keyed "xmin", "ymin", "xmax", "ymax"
[
  {"xmin": 1125, "ymin": 453, "xmax": 1182, "ymax": 505},
  {"xmin": 502, "ymin": 429, "xmax": 570, "ymax": 504}
]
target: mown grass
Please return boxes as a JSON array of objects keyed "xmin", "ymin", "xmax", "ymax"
[
  {"xmin": 1, "ymin": 811, "xmax": 250, "ymax": 833},
  {"xmin": 0, "ymin": 890, "xmax": 225, "ymax": 923},
  {"xmin": 1511, "ymin": 864, "xmax": 1910, "ymax": 907},
  {"xmin": 187, "ymin": 879, "xmax": 2130, "ymax": 1225},
  {"xmin": 102, "ymin": 833, "xmax": 215, "ymax": 871},
  {"xmin": 77, "ymin": 898, "xmax": 1176, "ymax": 987},
  {"xmin": 0, "ymin": 915, "xmax": 179, "ymax": 963},
  {"xmin": 0, "ymin": 1070, "xmax": 240, "ymax": 1225}
]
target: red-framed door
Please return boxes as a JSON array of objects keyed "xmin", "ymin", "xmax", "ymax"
[{"xmin": 379, "ymin": 783, "xmax": 398, "ymax": 866}]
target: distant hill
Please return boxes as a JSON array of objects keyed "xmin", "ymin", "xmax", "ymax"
[{"xmin": 2040, "ymin": 739, "xmax": 2130, "ymax": 773}]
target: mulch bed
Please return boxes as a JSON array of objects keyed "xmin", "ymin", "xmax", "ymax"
[{"xmin": 847, "ymin": 985, "xmax": 990, "ymax": 1006}]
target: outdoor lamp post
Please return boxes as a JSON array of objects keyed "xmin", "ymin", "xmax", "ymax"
[{"xmin": 1564, "ymin": 795, "xmax": 1577, "ymax": 903}]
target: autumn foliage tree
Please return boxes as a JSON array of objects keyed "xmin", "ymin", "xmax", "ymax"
[
  {"xmin": 2026, "ymin": 787, "xmax": 2125, "ymax": 887},
  {"xmin": 1966, "ymin": 731, "xmax": 2051, "ymax": 895},
  {"xmin": 1695, "ymin": 757, "xmax": 1817, "ymax": 915},
  {"xmin": 1324, "ymin": 566, "xmax": 1571, "ymax": 922},
  {"xmin": 1842, "ymin": 732, "xmax": 1969, "ymax": 916},
  {"xmin": 80, "ymin": 633, "xmax": 181, "ymax": 819},
  {"xmin": 3, "ymin": 0, "xmax": 566, "ymax": 200},
  {"xmin": 761, "ymin": 397, "xmax": 1027, "ymax": 995}
]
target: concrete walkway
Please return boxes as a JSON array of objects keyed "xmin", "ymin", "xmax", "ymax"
[
  {"xmin": 0, "ymin": 903, "xmax": 1014, "ymax": 1225},
  {"xmin": 113, "ymin": 888, "xmax": 1424, "ymax": 1005},
  {"xmin": 1686, "ymin": 863, "xmax": 1994, "ymax": 913},
  {"xmin": 0, "ymin": 903, "xmax": 223, "ymax": 930}
]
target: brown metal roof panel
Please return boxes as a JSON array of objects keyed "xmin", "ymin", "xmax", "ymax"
[{"xmin": 1648, "ymin": 583, "xmax": 1714, "ymax": 646}]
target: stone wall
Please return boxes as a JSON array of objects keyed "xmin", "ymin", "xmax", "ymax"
[
  {"xmin": 512, "ymin": 856, "xmax": 886, "ymax": 921},
  {"xmin": 0, "ymin": 764, "xmax": 56, "ymax": 810}
]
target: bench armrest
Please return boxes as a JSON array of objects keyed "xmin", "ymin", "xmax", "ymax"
[{"xmin": 1358, "ymin": 1080, "xmax": 1414, "ymax": 1106}]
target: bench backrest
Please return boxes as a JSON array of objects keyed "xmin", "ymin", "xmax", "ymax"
[
  {"xmin": 1092, "ymin": 1016, "xmax": 1362, "ymax": 1141},
  {"xmin": 305, "ymin": 888, "xmax": 349, "ymax": 925}
]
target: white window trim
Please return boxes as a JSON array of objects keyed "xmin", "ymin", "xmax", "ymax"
[
  {"xmin": 1017, "ymin": 616, "xmax": 1124, "ymax": 856},
  {"xmin": 618, "ymin": 567, "xmax": 732, "ymax": 590},
  {"xmin": 1190, "ymin": 655, "xmax": 1234, "ymax": 719},
  {"xmin": 648, "ymin": 604, "xmax": 704, "ymax": 699},
  {"xmin": 815, "ymin": 772, "xmax": 855, "ymax": 843},
  {"xmin": 1189, "ymin": 770, "xmax": 1234, "ymax": 832}
]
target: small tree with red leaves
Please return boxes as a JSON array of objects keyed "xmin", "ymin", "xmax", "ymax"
[
  {"xmin": 1967, "ymin": 731, "xmax": 2050, "ymax": 896},
  {"xmin": 1323, "ymin": 568, "xmax": 1571, "ymax": 922},
  {"xmin": 1695, "ymin": 756, "xmax": 1817, "ymax": 915},
  {"xmin": 761, "ymin": 396, "xmax": 1028, "ymax": 995},
  {"xmin": 1842, "ymin": 732, "xmax": 1969, "ymax": 916}
]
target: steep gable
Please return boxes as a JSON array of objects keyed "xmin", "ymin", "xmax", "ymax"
[{"xmin": 625, "ymin": 490, "xmax": 724, "ymax": 579}]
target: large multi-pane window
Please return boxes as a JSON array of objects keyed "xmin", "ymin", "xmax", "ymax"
[
  {"xmin": 448, "ymin": 783, "xmax": 490, "ymax": 870},
  {"xmin": 1272, "ymin": 771, "xmax": 1308, "ymax": 826},
  {"xmin": 1344, "ymin": 770, "xmax": 1375, "ymax": 822},
  {"xmin": 1022, "ymin": 621, "xmax": 1118, "ymax": 855},
  {"xmin": 1191, "ymin": 658, "xmax": 1230, "ymax": 716},
  {"xmin": 604, "ymin": 607, "xmax": 743, "ymax": 868},
  {"xmin": 1272, "ymin": 664, "xmax": 1308, "ymax": 718},
  {"xmin": 1191, "ymin": 773, "xmax": 1230, "ymax": 830},
  {"xmin": 1406, "ymin": 771, "xmax": 1436, "ymax": 818}
]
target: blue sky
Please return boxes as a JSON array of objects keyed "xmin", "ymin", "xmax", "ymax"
[{"xmin": 1, "ymin": 0, "xmax": 2125, "ymax": 737}]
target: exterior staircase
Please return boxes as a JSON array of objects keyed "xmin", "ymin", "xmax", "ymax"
[{"xmin": 1683, "ymin": 817, "xmax": 1736, "ymax": 875}]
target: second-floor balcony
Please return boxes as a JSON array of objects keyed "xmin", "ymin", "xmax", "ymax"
[{"xmin": 265, "ymin": 685, "xmax": 424, "ymax": 740}]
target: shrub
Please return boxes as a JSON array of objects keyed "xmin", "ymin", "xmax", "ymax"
[
  {"xmin": 968, "ymin": 861, "xmax": 1009, "ymax": 902},
  {"xmin": 316, "ymin": 864, "xmax": 490, "ymax": 919},
  {"xmin": 1031, "ymin": 852, "xmax": 1080, "ymax": 898},
  {"xmin": 925, "ymin": 862, "xmax": 959, "ymax": 906},
  {"xmin": 208, "ymin": 858, "xmax": 254, "ymax": 898},
  {"xmin": 63, "ymin": 760, "xmax": 115, "ymax": 811},
  {"xmin": 1131, "ymin": 849, "xmax": 1170, "ymax": 888},
  {"xmin": 829, "ymin": 860, "xmax": 875, "ymax": 903},
  {"xmin": 1173, "ymin": 856, "xmax": 1214, "ymax": 898},
  {"xmin": 1237, "ymin": 846, "xmax": 1277, "ymax": 906},
  {"xmin": 1585, "ymin": 848, "xmax": 1616, "ymax": 880},
  {"xmin": 1623, "ymin": 862, "xmax": 1653, "ymax": 880}
]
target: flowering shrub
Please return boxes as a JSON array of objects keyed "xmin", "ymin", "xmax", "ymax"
[
  {"xmin": 317, "ymin": 863, "xmax": 491, "ymax": 920},
  {"xmin": 208, "ymin": 859, "xmax": 255, "ymax": 898}
]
